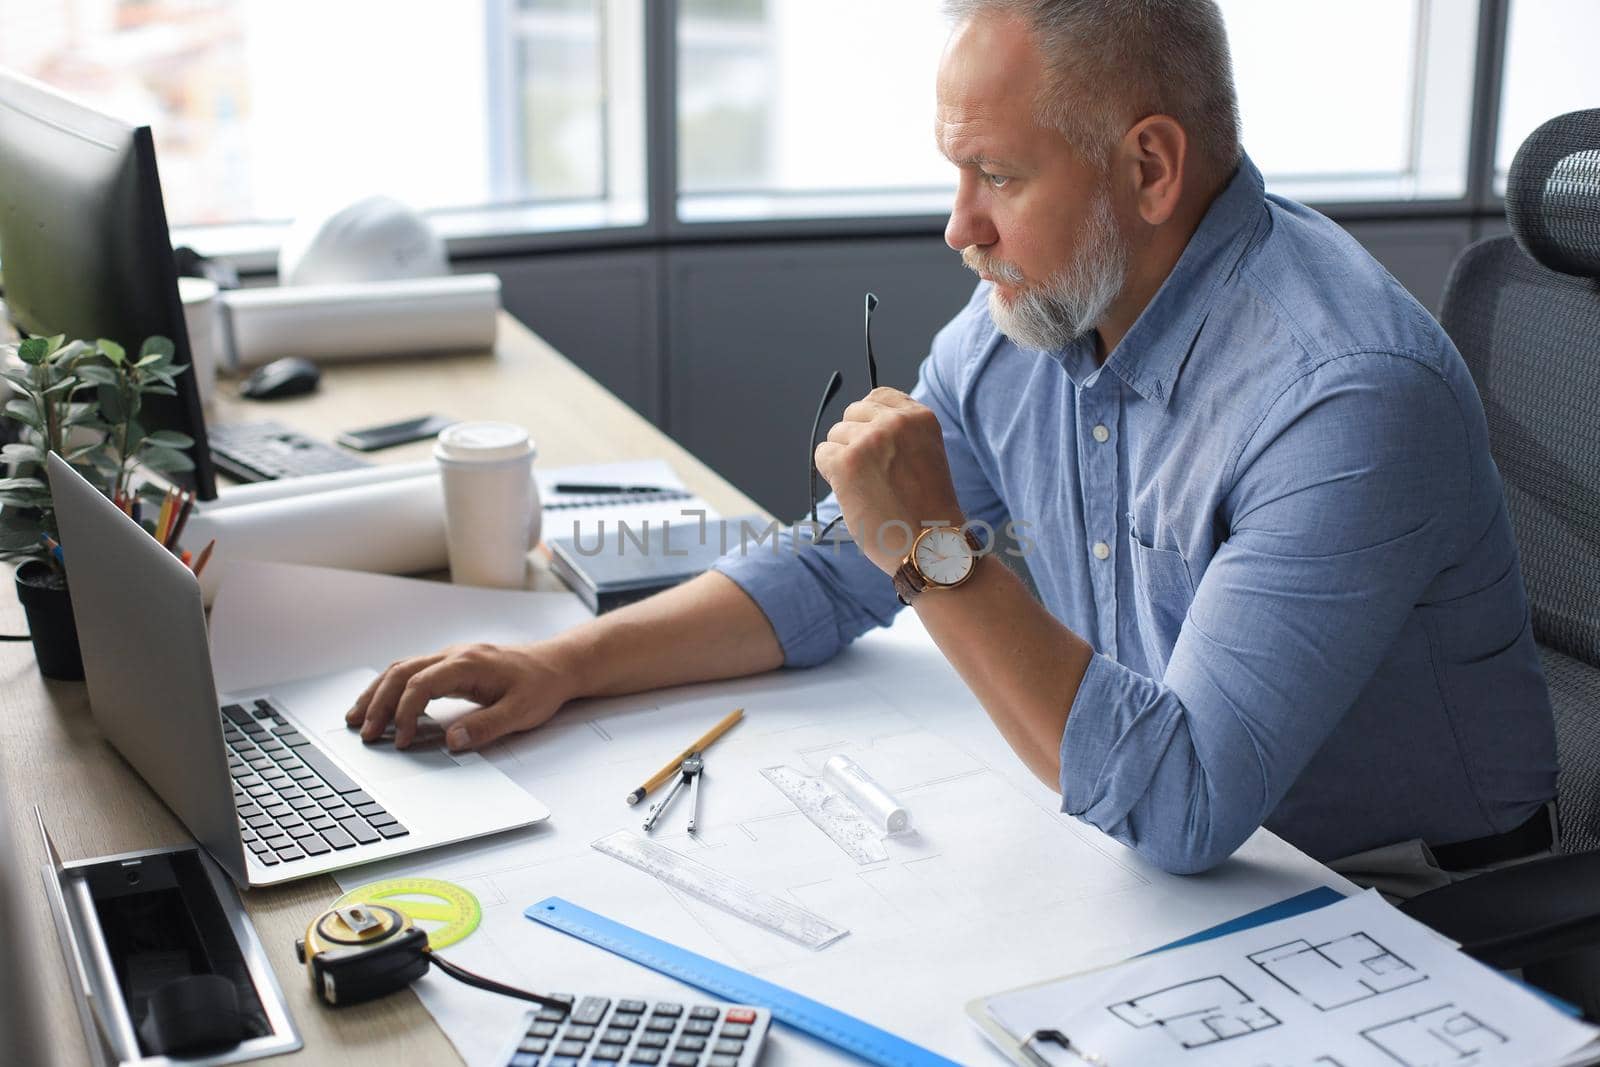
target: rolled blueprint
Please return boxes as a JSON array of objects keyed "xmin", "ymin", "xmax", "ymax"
[
  {"xmin": 178, "ymin": 473, "xmax": 448, "ymax": 604},
  {"xmin": 219, "ymin": 274, "xmax": 500, "ymax": 368},
  {"xmin": 822, "ymin": 754, "xmax": 910, "ymax": 834},
  {"xmin": 205, "ymin": 461, "xmax": 439, "ymax": 510}
]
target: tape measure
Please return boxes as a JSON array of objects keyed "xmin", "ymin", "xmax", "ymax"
[
  {"xmin": 527, "ymin": 897, "xmax": 961, "ymax": 1067},
  {"xmin": 591, "ymin": 830, "xmax": 847, "ymax": 950},
  {"xmin": 332, "ymin": 877, "xmax": 481, "ymax": 949}
]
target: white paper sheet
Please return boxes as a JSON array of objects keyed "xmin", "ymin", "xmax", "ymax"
[
  {"xmin": 205, "ymin": 563, "xmax": 1351, "ymax": 1066},
  {"xmin": 980, "ymin": 890, "xmax": 1599, "ymax": 1067}
]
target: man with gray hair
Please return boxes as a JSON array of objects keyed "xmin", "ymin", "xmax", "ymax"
[{"xmin": 351, "ymin": 0, "xmax": 1557, "ymax": 893}]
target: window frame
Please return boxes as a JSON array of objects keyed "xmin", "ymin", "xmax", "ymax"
[{"xmin": 164, "ymin": 0, "xmax": 1519, "ymax": 270}]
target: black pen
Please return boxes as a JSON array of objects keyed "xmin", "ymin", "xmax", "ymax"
[{"xmin": 553, "ymin": 483, "xmax": 676, "ymax": 494}]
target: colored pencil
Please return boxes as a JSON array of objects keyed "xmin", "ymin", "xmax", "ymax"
[
  {"xmin": 191, "ymin": 538, "xmax": 217, "ymax": 579},
  {"xmin": 624, "ymin": 708, "xmax": 744, "ymax": 805}
]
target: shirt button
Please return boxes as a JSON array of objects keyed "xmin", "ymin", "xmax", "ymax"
[
  {"xmin": 1092, "ymin": 541, "xmax": 1111, "ymax": 561},
  {"xmin": 1092, "ymin": 424, "xmax": 1110, "ymax": 443}
]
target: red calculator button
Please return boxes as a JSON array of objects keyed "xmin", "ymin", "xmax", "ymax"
[{"xmin": 724, "ymin": 1008, "xmax": 756, "ymax": 1025}]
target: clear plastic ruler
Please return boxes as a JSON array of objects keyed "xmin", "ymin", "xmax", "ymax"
[
  {"xmin": 590, "ymin": 830, "xmax": 849, "ymax": 950},
  {"xmin": 761, "ymin": 765, "xmax": 888, "ymax": 865}
]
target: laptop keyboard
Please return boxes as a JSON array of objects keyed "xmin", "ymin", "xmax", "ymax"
[{"xmin": 223, "ymin": 698, "xmax": 408, "ymax": 867}]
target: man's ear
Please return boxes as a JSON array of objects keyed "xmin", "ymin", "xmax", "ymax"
[{"xmin": 1118, "ymin": 115, "xmax": 1187, "ymax": 226}]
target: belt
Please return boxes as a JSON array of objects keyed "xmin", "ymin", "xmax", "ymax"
[{"xmin": 1431, "ymin": 806, "xmax": 1555, "ymax": 872}]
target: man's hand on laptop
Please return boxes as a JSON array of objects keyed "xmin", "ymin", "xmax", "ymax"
[{"xmin": 347, "ymin": 643, "xmax": 575, "ymax": 751}]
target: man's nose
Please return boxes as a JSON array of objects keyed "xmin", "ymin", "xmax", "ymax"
[{"xmin": 945, "ymin": 178, "xmax": 997, "ymax": 252}]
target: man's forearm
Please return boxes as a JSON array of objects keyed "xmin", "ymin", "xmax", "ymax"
[
  {"xmin": 552, "ymin": 570, "xmax": 786, "ymax": 700},
  {"xmin": 912, "ymin": 554, "xmax": 1094, "ymax": 788}
]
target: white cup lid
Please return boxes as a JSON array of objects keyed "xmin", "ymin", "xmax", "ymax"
[
  {"xmin": 177, "ymin": 275, "xmax": 219, "ymax": 304},
  {"xmin": 435, "ymin": 421, "xmax": 534, "ymax": 463}
]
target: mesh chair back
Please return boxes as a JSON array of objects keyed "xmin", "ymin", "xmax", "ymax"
[{"xmin": 1440, "ymin": 109, "xmax": 1600, "ymax": 851}]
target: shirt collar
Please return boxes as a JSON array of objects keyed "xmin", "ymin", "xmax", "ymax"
[{"xmin": 1062, "ymin": 154, "xmax": 1267, "ymax": 408}]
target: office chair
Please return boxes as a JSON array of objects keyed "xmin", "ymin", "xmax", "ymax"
[{"xmin": 1397, "ymin": 108, "xmax": 1600, "ymax": 1017}]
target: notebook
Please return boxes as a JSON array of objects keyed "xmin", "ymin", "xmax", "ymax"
[{"xmin": 547, "ymin": 512, "xmax": 770, "ymax": 613}]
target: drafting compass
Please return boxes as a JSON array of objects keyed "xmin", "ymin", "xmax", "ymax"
[{"xmin": 642, "ymin": 752, "xmax": 703, "ymax": 834}]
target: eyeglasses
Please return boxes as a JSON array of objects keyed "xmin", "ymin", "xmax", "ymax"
[{"xmin": 808, "ymin": 292, "xmax": 879, "ymax": 542}]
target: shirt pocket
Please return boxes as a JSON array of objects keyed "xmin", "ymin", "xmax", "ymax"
[{"xmin": 1128, "ymin": 532, "xmax": 1196, "ymax": 677}]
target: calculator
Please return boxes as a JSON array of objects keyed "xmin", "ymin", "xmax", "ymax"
[{"xmin": 497, "ymin": 994, "xmax": 772, "ymax": 1067}]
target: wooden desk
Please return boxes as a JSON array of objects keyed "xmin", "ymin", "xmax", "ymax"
[{"xmin": 0, "ymin": 314, "xmax": 763, "ymax": 1066}]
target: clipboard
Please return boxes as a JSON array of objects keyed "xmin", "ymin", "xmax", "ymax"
[{"xmin": 966, "ymin": 886, "xmax": 1346, "ymax": 1065}]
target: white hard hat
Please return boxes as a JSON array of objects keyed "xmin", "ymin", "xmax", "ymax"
[{"xmin": 278, "ymin": 195, "xmax": 448, "ymax": 287}]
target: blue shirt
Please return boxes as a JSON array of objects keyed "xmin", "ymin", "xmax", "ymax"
[{"xmin": 713, "ymin": 156, "xmax": 1557, "ymax": 874}]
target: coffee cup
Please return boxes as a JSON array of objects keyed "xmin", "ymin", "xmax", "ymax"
[
  {"xmin": 434, "ymin": 422, "xmax": 539, "ymax": 588},
  {"xmin": 178, "ymin": 276, "xmax": 219, "ymax": 409}
]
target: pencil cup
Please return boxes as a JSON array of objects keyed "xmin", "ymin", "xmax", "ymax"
[{"xmin": 434, "ymin": 422, "xmax": 539, "ymax": 588}]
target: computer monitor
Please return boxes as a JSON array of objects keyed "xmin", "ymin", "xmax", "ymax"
[{"xmin": 0, "ymin": 69, "xmax": 217, "ymax": 499}]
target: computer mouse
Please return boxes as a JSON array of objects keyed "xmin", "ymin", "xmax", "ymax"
[{"xmin": 240, "ymin": 357, "xmax": 320, "ymax": 400}]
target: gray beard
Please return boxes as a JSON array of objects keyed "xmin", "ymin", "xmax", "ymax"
[{"xmin": 984, "ymin": 189, "xmax": 1129, "ymax": 352}]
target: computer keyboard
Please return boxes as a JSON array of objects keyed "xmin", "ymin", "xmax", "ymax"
[
  {"xmin": 223, "ymin": 698, "xmax": 407, "ymax": 867},
  {"xmin": 498, "ymin": 996, "xmax": 771, "ymax": 1067},
  {"xmin": 208, "ymin": 420, "xmax": 370, "ymax": 483}
]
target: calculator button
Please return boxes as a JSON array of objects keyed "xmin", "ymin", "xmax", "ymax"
[
  {"xmin": 573, "ymin": 997, "xmax": 612, "ymax": 1025},
  {"xmin": 591, "ymin": 1044, "xmax": 626, "ymax": 1062},
  {"xmin": 531, "ymin": 1021, "xmax": 559, "ymax": 1038},
  {"xmin": 629, "ymin": 1051, "xmax": 662, "ymax": 1066},
  {"xmin": 556, "ymin": 1040, "xmax": 589, "ymax": 1057},
  {"xmin": 646, "ymin": 1017, "xmax": 677, "ymax": 1033},
  {"xmin": 517, "ymin": 1036, "xmax": 549, "ymax": 1054},
  {"xmin": 689, "ymin": 1006, "xmax": 720, "ymax": 1020},
  {"xmin": 709, "ymin": 1057, "xmax": 740, "ymax": 1067},
  {"xmin": 723, "ymin": 1008, "xmax": 756, "ymax": 1025},
  {"xmin": 674, "ymin": 1036, "xmax": 706, "ymax": 1052},
  {"xmin": 683, "ymin": 1019, "xmax": 714, "ymax": 1036},
  {"xmin": 510, "ymin": 1054, "xmax": 539, "ymax": 1067},
  {"xmin": 548, "ymin": 1059, "xmax": 580, "ymax": 1067},
  {"xmin": 618, "ymin": 999, "xmax": 648, "ymax": 1014},
  {"xmin": 611, "ymin": 1014, "xmax": 642, "ymax": 1031},
  {"xmin": 718, "ymin": 1023, "xmax": 750, "ymax": 1039},
  {"xmin": 651, "ymin": 1003, "xmax": 683, "ymax": 1017},
  {"xmin": 564, "ymin": 1025, "xmax": 596, "ymax": 1042},
  {"xmin": 604, "ymin": 1027, "xmax": 635, "ymax": 1044},
  {"xmin": 638, "ymin": 1032, "xmax": 669, "ymax": 1048},
  {"xmin": 668, "ymin": 1054, "xmax": 699, "ymax": 1067},
  {"xmin": 714, "ymin": 1039, "xmax": 745, "ymax": 1056}
]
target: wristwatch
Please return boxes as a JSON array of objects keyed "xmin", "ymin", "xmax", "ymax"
[{"xmin": 893, "ymin": 526, "xmax": 984, "ymax": 605}]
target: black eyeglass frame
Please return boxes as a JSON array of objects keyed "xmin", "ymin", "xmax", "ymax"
[{"xmin": 807, "ymin": 292, "xmax": 881, "ymax": 543}]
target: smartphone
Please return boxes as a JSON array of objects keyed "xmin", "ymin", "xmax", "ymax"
[{"xmin": 336, "ymin": 414, "xmax": 457, "ymax": 452}]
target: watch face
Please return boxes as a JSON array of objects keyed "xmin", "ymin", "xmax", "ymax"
[{"xmin": 914, "ymin": 527, "xmax": 975, "ymax": 587}]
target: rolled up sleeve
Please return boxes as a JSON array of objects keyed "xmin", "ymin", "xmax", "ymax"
[{"xmin": 1060, "ymin": 353, "xmax": 1472, "ymax": 873}]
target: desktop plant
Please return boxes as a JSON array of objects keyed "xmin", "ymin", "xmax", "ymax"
[{"xmin": 0, "ymin": 332, "xmax": 192, "ymax": 678}]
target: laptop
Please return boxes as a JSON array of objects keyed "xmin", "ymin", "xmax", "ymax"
[{"xmin": 47, "ymin": 453, "xmax": 549, "ymax": 887}]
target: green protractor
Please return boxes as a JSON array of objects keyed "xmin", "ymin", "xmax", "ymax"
[{"xmin": 332, "ymin": 877, "xmax": 482, "ymax": 949}]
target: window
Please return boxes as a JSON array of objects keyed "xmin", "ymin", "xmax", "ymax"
[
  {"xmin": 1495, "ymin": 0, "xmax": 1600, "ymax": 191},
  {"xmin": 1220, "ymin": 0, "xmax": 1479, "ymax": 203},
  {"xmin": 676, "ymin": 0, "xmax": 954, "ymax": 222},
  {"xmin": 0, "ymin": 0, "xmax": 644, "ymax": 248}
]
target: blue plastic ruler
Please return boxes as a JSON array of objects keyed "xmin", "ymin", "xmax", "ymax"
[{"xmin": 527, "ymin": 897, "xmax": 962, "ymax": 1067}]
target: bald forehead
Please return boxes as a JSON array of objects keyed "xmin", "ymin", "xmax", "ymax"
[{"xmin": 937, "ymin": 13, "xmax": 1045, "ymax": 121}]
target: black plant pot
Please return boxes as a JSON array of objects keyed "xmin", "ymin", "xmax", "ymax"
[{"xmin": 14, "ymin": 559, "xmax": 84, "ymax": 680}]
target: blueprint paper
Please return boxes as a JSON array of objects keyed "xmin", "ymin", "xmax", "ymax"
[
  {"xmin": 980, "ymin": 890, "xmax": 1599, "ymax": 1067},
  {"xmin": 206, "ymin": 562, "xmax": 1352, "ymax": 1063},
  {"xmin": 228, "ymin": 603, "xmax": 1351, "ymax": 1066},
  {"xmin": 209, "ymin": 561, "xmax": 592, "ymax": 693}
]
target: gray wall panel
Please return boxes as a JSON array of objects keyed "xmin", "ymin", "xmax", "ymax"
[
  {"xmin": 666, "ymin": 237, "xmax": 975, "ymax": 517},
  {"xmin": 466, "ymin": 251, "xmax": 664, "ymax": 423}
]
